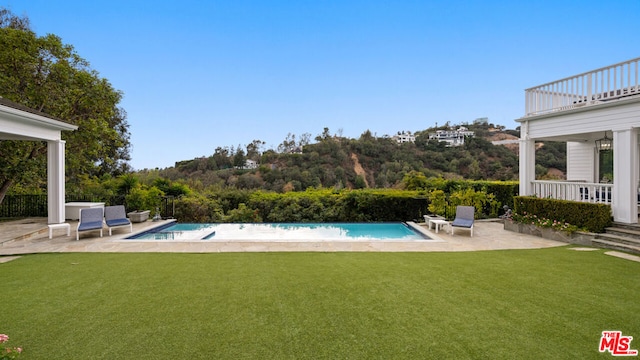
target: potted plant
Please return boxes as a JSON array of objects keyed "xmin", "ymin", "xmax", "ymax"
[{"xmin": 127, "ymin": 209, "xmax": 151, "ymax": 223}]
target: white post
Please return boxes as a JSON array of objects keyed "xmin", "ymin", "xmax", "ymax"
[
  {"xmin": 612, "ymin": 129, "xmax": 638, "ymax": 223},
  {"xmin": 47, "ymin": 140, "xmax": 66, "ymax": 224},
  {"xmin": 519, "ymin": 122, "xmax": 535, "ymax": 197}
]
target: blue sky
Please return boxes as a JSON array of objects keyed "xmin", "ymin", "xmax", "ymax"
[{"xmin": 3, "ymin": 0, "xmax": 639, "ymax": 170}]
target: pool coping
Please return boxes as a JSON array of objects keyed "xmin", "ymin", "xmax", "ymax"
[{"xmin": 117, "ymin": 221, "xmax": 445, "ymax": 243}]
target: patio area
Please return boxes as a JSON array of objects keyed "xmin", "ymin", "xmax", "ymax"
[{"xmin": 0, "ymin": 218, "xmax": 567, "ymax": 255}]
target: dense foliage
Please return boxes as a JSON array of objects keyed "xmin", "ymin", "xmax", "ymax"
[{"xmin": 167, "ymin": 181, "xmax": 518, "ymax": 223}]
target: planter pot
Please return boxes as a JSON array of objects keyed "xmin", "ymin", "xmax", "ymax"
[
  {"xmin": 503, "ymin": 220, "xmax": 521, "ymax": 233},
  {"xmin": 127, "ymin": 210, "xmax": 150, "ymax": 223},
  {"xmin": 503, "ymin": 220, "xmax": 594, "ymax": 245}
]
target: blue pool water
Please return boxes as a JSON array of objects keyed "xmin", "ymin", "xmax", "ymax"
[{"xmin": 127, "ymin": 222, "xmax": 432, "ymax": 241}]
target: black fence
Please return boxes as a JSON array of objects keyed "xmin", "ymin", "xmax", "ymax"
[
  {"xmin": 0, "ymin": 195, "xmax": 175, "ymax": 219},
  {"xmin": 0, "ymin": 195, "xmax": 48, "ymax": 218}
]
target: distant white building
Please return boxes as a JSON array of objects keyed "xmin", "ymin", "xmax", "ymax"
[
  {"xmin": 235, "ymin": 159, "xmax": 258, "ymax": 170},
  {"xmin": 392, "ymin": 132, "xmax": 416, "ymax": 144},
  {"xmin": 429, "ymin": 126, "xmax": 475, "ymax": 146},
  {"xmin": 244, "ymin": 159, "xmax": 258, "ymax": 169}
]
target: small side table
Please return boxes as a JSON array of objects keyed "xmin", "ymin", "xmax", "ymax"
[
  {"xmin": 430, "ymin": 219, "xmax": 450, "ymax": 234},
  {"xmin": 424, "ymin": 215, "xmax": 445, "ymax": 231},
  {"xmin": 48, "ymin": 223, "xmax": 71, "ymax": 239}
]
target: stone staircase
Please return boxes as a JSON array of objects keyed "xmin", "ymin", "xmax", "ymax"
[{"xmin": 592, "ymin": 223, "xmax": 640, "ymax": 255}]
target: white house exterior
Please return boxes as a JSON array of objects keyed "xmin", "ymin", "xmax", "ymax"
[
  {"xmin": 244, "ymin": 159, "xmax": 258, "ymax": 169},
  {"xmin": 429, "ymin": 127, "xmax": 475, "ymax": 146},
  {"xmin": 517, "ymin": 57, "xmax": 640, "ymax": 224},
  {"xmin": 0, "ymin": 98, "xmax": 77, "ymax": 224},
  {"xmin": 392, "ymin": 132, "xmax": 416, "ymax": 144}
]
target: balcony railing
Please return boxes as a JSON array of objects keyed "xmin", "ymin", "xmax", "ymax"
[
  {"xmin": 531, "ymin": 180, "xmax": 613, "ymax": 204},
  {"xmin": 525, "ymin": 57, "xmax": 640, "ymax": 116}
]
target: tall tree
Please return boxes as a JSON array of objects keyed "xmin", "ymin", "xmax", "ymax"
[
  {"xmin": 245, "ymin": 139, "xmax": 265, "ymax": 161},
  {"xmin": 0, "ymin": 8, "xmax": 131, "ymax": 204}
]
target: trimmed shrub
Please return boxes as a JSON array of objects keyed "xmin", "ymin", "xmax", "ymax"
[
  {"xmin": 513, "ymin": 196, "xmax": 612, "ymax": 233},
  {"xmin": 174, "ymin": 194, "xmax": 224, "ymax": 222},
  {"xmin": 337, "ymin": 189, "xmax": 429, "ymax": 222},
  {"xmin": 225, "ymin": 203, "xmax": 262, "ymax": 223}
]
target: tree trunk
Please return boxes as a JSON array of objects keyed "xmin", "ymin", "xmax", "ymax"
[{"xmin": 0, "ymin": 179, "xmax": 14, "ymax": 206}]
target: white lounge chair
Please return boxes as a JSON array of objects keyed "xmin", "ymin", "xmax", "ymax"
[
  {"xmin": 451, "ymin": 206, "xmax": 474, "ymax": 237},
  {"xmin": 105, "ymin": 205, "xmax": 133, "ymax": 236},
  {"xmin": 76, "ymin": 207, "xmax": 104, "ymax": 240}
]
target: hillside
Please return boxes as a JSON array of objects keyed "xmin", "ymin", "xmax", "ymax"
[{"xmin": 145, "ymin": 123, "xmax": 566, "ymax": 191}]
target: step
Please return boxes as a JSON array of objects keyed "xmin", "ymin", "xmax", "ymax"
[
  {"xmin": 598, "ymin": 232, "xmax": 640, "ymax": 247},
  {"xmin": 0, "ymin": 227, "xmax": 48, "ymax": 245},
  {"xmin": 610, "ymin": 222, "xmax": 640, "ymax": 231},
  {"xmin": 591, "ymin": 239, "xmax": 640, "ymax": 255}
]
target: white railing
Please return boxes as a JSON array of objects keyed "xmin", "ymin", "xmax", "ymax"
[
  {"xmin": 531, "ymin": 180, "xmax": 613, "ymax": 204},
  {"xmin": 525, "ymin": 57, "xmax": 640, "ymax": 116}
]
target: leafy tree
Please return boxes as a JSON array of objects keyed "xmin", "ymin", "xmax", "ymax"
[
  {"xmin": 125, "ymin": 185, "xmax": 164, "ymax": 215},
  {"xmin": 245, "ymin": 139, "xmax": 265, "ymax": 160},
  {"xmin": 354, "ymin": 175, "xmax": 367, "ymax": 189},
  {"xmin": 233, "ymin": 146, "xmax": 246, "ymax": 168},
  {"xmin": 277, "ymin": 133, "xmax": 297, "ymax": 153},
  {"xmin": 299, "ymin": 133, "xmax": 312, "ymax": 147},
  {"xmin": 117, "ymin": 174, "xmax": 139, "ymax": 195},
  {"xmin": 315, "ymin": 127, "xmax": 331, "ymax": 142},
  {"xmin": 0, "ymin": 8, "xmax": 131, "ymax": 204},
  {"xmin": 402, "ymin": 171, "xmax": 429, "ymax": 190},
  {"xmin": 212, "ymin": 147, "xmax": 232, "ymax": 169}
]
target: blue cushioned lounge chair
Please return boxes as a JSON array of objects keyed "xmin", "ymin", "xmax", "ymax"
[
  {"xmin": 105, "ymin": 205, "xmax": 133, "ymax": 236},
  {"xmin": 451, "ymin": 205, "xmax": 474, "ymax": 237},
  {"xmin": 76, "ymin": 207, "xmax": 104, "ymax": 240}
]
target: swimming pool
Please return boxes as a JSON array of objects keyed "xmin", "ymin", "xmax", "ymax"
[{"xmin": 127, "ymin": 222, "xmax": 434, "ymax": 241}]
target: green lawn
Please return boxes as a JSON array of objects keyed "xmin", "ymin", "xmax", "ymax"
[{"xmin": 1, "ymin": 248, "xmax": 639, "ymax": 359}]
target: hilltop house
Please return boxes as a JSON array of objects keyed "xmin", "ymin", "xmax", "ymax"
[
  {"xmin": 429, "ymin": 127, "xmax": 475, "ymax": 146},
  {"xmin": 517, "ymin": 57, "xmax": 640, "ymax": 224},
  {"xmin": 392, "ymin": 131, "xmax": 416, "ymax": 144},
  {"xmin": 244, "ymin": 159, "xmax": 258, "ymax": 169}
]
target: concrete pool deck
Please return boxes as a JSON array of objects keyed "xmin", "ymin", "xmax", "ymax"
[{"xmin": 0, "ymin": 218, "xmax": 569, "ymax": 255}]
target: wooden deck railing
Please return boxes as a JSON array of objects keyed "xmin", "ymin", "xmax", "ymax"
[{"xmin": 525, "ymin": 57, "xmax": 640, "ymax": 116}]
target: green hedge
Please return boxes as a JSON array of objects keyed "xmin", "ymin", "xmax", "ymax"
[
  {"xmin": 335, "ymin": 189, "xmax": 429, "ymax": 222},
  {"xmin": 174, "ymin": 189, "xmax": 431, "ymax": 223},
  {"xmin": 513, "ymin": 196, "xmax": 612, "ymax": 233},
  {"xmin": 247, "ymin": 189, "xmax": 430, "ymax": 222}
]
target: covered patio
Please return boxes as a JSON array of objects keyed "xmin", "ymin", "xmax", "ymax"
[
  {"xmin": 518, "ymin": 57, "xmax": 640, "ymax": 224},
  {"xmin": 0, "ymin": 98, "xmax": 77, "ymax": 224}
]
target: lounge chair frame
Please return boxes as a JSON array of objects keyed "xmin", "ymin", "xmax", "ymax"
[
  {"xmin": 451, "ymin": 205, "xmax": 475, "ymax": 237},
  {"xmin": 104, "ymin": 205, "xmax": 133, "ymax": 236},
  {"xmin": 76, "ymin": 207, "xmax": 104, "ymax": 240}
]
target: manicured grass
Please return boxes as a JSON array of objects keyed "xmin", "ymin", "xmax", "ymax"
[{"xmin": 1, "ymin": 248, "xmax": 639, "ymax": 359}]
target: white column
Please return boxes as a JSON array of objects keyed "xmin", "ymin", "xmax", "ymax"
[
  {"xmin": 47, "ymin": 140, "xmax": 66, "ymax": 224},
  {"xmin": 612, "ymin": 129, "xmax": 638, "ymax": 223},
  {"xmin": 519, "ymin": 138, "xmax": 536, "ymax": 197}
]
